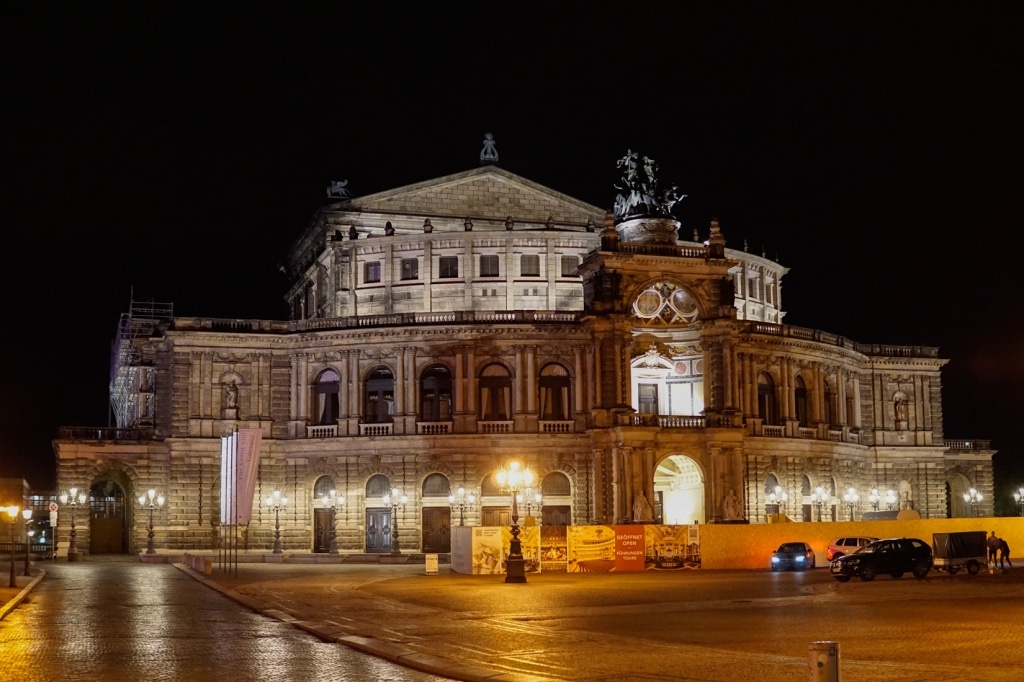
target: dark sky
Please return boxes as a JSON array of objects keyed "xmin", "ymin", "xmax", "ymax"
[{"xmin": 4, "ymin": 6, "xmax": 1023, "ymax": 502}]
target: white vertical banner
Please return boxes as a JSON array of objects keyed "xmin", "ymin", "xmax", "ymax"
[
  {"xmin": 235, "ymin": 428, "xmax": 262, "ymax": 523},
  {"xmin": 220, "ymin": 431, "xmax": 236, "ymax": 525}
]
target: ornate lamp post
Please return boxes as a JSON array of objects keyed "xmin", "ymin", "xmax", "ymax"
[
  {"xmin": 885, "ymin": 489, "xmax": 898, "ymax": 511},
  {"xmin": 59, "ymin": 487, "xmax": 87, "ymax": 562},
  {"xmin": 382, "ymin": 488, "xmax": 407, "ymax": 555},
  {"xmin": 495, "ymin": 461, "xmax": 534, "ymax": 584},
  {"xmin": 809, "ymin": 486, "xmax": 828, "ymax": 522},
  {"xmin": 517, "ymin": 489, "xmax": 543, "ymax": 522},
  {"xmin": 5, "ymin": 505, "xmax": 19, "ymax": 588},
  {"xmin": 843, "ymin": 487, "xmax": 860, "ymax": 521},
  {"xmin": 1014, "ymin": 487, "xmax": 1024, "ymax": 517},
  {"xmin": 766, "ymin": 485, "xmax": 788, "ymax": 518},
  {"xmin": 868, "ymin": 487, "xmax": 881, "ymax": 512},
  {"xmin": 320, "ymin": 489, "xmax": 343, "ymax": 553},
  {"xmin": 448, "ymin": 486, "xmax": 476, "ymax": 527},
  {"xmin": 137, "ymin": 489, "xmax": 165, "ymax": 555},
  {"xmin": 265, "ymin": 489, "xmax": 288, "ymax": 554},
  {"xmin": 22, "ymin": 509, "xmax": 33, "ymax": 576},
  {"xmin": 963, "ymin": 487, "xmax": 982, "ymax": 517}
]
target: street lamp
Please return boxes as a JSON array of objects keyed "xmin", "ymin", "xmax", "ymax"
[
  {"xmin": 963, "ymin": 487, "xmax": 982, "ymax": 517},
  {"xmin": 868, "ymin": 487, "xmax": 881, "ymax": 512},
  {"xmin": 495, "ymin": 460, "xmax": 534, "ymax": 584},
  {"xmin": 137, "ymin": 489, "xmax": 165, "ymax": 555},
  {"xmin": 885, "ymin": 489, "xmax": 898, "ymax": 511},
  {"xmin": 517, "ymin": 489, "xmax": 543, "ymax": 522},
  {"xmin": 5, "ymin": 505, "xmax": 18, "ymax": 588},
  {"xmin": 1014, "ymin": 487, "xmax": 1024, "ymax": 517},
  {"xmin": 448, "ymin": 486, "xmax": 476, "ymax": 527},
  {"xmin": 809, "ymin": 486, "xmax": 828, "ymax": 522},
  {"xmin": 59, "ymin": 487, "xmax": 87, "ymax": 562},
  {"xmin": 766, "ymin": 485, "xmax": 788, "ymax": 518},
  {"xmin": 382, "ymin": 488, "xmax": 407, "ymax": 555},
  {"xmin": 22, "ymin": 509, "xmax": 32, "ymax": 576},
  {"xmin": 265, "ymin": 489, "xmax": 288, "ymax": 554},
  {"xmin": 843, "ymin": 487, "xmax": 860, "ymax": 521},
  {"xmin": 320, "ymin": 489, "xmax": 343, "ymax": 554}
]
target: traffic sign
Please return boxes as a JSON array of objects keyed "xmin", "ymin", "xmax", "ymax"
[{"xmin": 49, "ymin": 502, "xmax": 59, "ymax": 512}]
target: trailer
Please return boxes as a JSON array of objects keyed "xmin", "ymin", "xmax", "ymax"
[{"xmin": 932, "ymin": 531, "xmax": 987, "ymax": 575}]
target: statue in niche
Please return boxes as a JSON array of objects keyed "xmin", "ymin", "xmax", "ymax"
[
  {"xmin": 722, "ymin": 489, "xmax": 743, "ymax": 520},
  {"xmin": 894, "ymin": 396, "xmax": 907, "ymax": 424},
  {"xmin": 633, "ymin": 490, "xmax": 654, "ymax": 522},
  {"xmin": 224, "ymin": 381, "xmax": 238, "ymax": 409}
]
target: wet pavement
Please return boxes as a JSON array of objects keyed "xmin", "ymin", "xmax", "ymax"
[{"xmin": 0, "ymin": 559, "xmax": 451, "ymax": 682}]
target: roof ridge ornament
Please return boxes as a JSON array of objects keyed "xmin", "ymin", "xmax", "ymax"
[{"xmin": 480, "ymin": 132, "xmax": 499, "ymax": 164}]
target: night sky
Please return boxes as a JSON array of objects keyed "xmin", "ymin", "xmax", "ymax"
[{"xmin": 4, "ymin": 6, "xmax": 1023, "ymax": 506}]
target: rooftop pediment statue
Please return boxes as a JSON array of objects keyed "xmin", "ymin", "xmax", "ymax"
[
  {"xmin": 327, "ymin": 179, "xmax": 351, "ymax": 199},
  {"xmin": 613, "ymin": 151, "xmax": 686, "ymax": 220}
]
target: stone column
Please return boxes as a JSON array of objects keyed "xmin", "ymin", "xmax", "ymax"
[{"xmin": 526, "ymin": 345, "xmax": 537, "ymax": 414}]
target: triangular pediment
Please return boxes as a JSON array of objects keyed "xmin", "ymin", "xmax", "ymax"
[{"xmin": 339, "ymin": 166, "xmax": 605, "ymax": 227}]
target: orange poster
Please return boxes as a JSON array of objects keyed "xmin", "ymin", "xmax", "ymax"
[{"xmin": 614, "ymin": 525, "xmax": 646, "ymax": 571}]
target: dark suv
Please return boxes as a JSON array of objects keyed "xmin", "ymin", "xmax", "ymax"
[{"xmin": 830, "ymin": 537, "xmax": 933, "ymax": 582}]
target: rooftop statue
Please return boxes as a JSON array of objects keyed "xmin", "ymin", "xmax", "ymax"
[
  {"xmin": 480, "ymin": 132, "xmax": 499, "ymax": 163},
  {"xmin": 613, "ymin": 151, "xmax": 686, "ymax": 220},
  {"xmin": 327, "ymin": 180, "xmax": 351, "ymax": 199}
]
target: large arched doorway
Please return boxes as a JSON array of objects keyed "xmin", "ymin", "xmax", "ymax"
[
  {"xmin": 90, "ymin": 477, "xmax": 129, "ymax": 554},
  {"xmin": 654, "ymin": 455, "xmax": 705, "ymax": 524}
]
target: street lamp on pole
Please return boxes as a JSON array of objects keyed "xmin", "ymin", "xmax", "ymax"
[
  {"xmin": 382, "ymin": 488, "xmax": 407, "ymax": 555},
  {"xmin": 843, "ymin": 487, "xmax": 860, "ymax": 521},
  {"xmin": 496, "ymin": 461, "xmax": 534, "ymax": 584},
  {"xmin": 448, "ymin": 486, "xmax": 476, "ymax": 527},
  {"xmin": 22, "ymin": 509, "xmax": 32, "ymax": 576},
  {"xmin": 265, "ymin": 489, "xmax": 288, "ymax": 554},
  {"xmin": 809, "ymin": 486, "xmax": 828, "ymax": 522},
  {"xmin": 868, "ymin": 487, "xmax": 881, "ymax": 512},
  {"xmin": 5, "ymin": 505, "xmax": 19, "ymax": 588},
  {"xmin": 766, "ymin": 485, "xmax": 788, "ymax": 519},
  {"xmin": 59, "ymin": 487, "xmax": 87, "ymax": 562},
  {"xmin": 963, "ymin": 487, "xmax": 982, "ymax": 517},
  {"xmin": 320, "ymin": 489, "xmax": 343, "ymax": 554},
  {"xmin": 1014, "ymin": 487, "xmax": 1024, "ymax": 517},
  {"xmin": 517, "ymin": 489, "xmax": 543, "ymax": 522},
  {"xmin": 885, "ymin": 489, "xmax": 898, "ymax": 511},
  {"xmin": 137, "ymin": 489, "xmax": 165, "ymax": 555}
]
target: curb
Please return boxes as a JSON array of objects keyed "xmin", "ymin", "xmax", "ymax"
[
  {"xmin": 0, "ymin": 569, "xmax": 47, "ymax": 622},
  {"xmin": 172, "ymin": 563, "xmax": 548, "ymax": 682}
]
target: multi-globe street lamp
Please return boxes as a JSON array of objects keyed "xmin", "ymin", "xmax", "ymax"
[
  {"xmin": 809, "ymin": 486, "xmax": 828, "ymax": 522},
  {"xmin": 137, "ymin": 489, "xmax": 165, "ymax": 555},
  {"xmin": 766, "ymin": 485, "xmax": 788, "ymax": 518},
  {"xmin": 868, "ymin": 487, "xmax": 881, "ymax": 512},
  {"xmin": 885, "ymin": 489, "xmax": 898, "ymax": 511},
  {"xmin": 517, "ymin": 489, "xmax": 543, "ymax": 522},
  {"xmin": 963, "ymin": 487, "xmax": 983, "ymax": 517},
  {"xmin": 22, "ymin": 509, "xmax": 32, "ymax": 576},
  {"xmin": 320, "ymin": 489, "xmax": 343, "ymax": 554},
  {"xmin": 1014, "ymin": 486, "xmax": 1024, "ymax": 517},
  {"xmin": 5, "ymin": 505, "xmax": 18, "ymax": 588},
  {"xmin": 843, "ymin": 487, "xmax": 860, "ymax": 521},
  {"xmin": 382, "ymin": 488, "xmax": 407, "ymax": 555},
  {"xmin": 448, "ymin": 486, "xmax": 476, "ymax": 527},
  {"xmin": 59, "ymin": 487, "xmax": 87, "ymax": 562},
  {"xmin": 495, "ymin": 461, "xmax": 534, "ymax": 584},
  {"xmin": 265, "ymin": 489, "xmax": 288, "ymax": 554}
]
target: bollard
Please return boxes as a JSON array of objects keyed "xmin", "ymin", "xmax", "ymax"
[{"xmin": 808, "ymin": 640, "xmax": 839, "ymax": 681}]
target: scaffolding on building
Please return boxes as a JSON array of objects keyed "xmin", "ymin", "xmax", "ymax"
[{"xmin": 109, "ymin": 298, "xmax": 173, "ymax": 428}]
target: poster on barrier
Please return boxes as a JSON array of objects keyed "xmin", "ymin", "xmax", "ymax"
[{"xmin": 644, "ymin": 524, "xmax": 701, "ymax": 570}]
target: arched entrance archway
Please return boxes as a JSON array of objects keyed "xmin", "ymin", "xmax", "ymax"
[
  {"xmin": 90, "ymin": 477, "xmax": 129, "ymax": 554},
  {"xmin": 654, "ymin": 455, "xmax": 705, "ymax": 524},
  {"xmin": 947, "ymin": 473, "xmax": 973, "ymax": 518}
]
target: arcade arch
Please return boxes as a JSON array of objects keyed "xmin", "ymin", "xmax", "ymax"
[{"xmin": 654, "ymin": 455, "xmax": 705, "ymax": 524}]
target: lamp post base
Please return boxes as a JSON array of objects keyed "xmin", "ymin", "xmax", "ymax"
[
  {"xmin": 67, "ymin": 550, "xmax": 81, "ymax": 562},
  {"xmin": 505, "ymin": 555, "xmax": 528, "ymax": 583}
]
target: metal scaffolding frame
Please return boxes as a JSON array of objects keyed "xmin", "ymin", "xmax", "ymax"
[{"xmin": 109, "ymin": 298, "xmax": 173, "ymax": 428}]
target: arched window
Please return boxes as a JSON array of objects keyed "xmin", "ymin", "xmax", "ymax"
[
  {"xmin": 314, "ymin": 475, "xmax": 335, "ymax": 498},
  {"xmin": 541, "ymin": 472, "xmax": 571, "ymax": 496},
  {"xmin": 420, "ymin": 364, "xmax": 452, "ymax": 422},
  {"xmin": 794, "ymin": 375, "xmax": 808, "ymax": 427},
  {"xmin": 313, "ymin": 369, "xmax": 340, "ymax": 426},
  {"xmin": 365, "ymin": 474, "xmax": 391, "ymax": 498},
  {"xmin": 539, "ymin": 363, "xmax": 571, "ymax": 421},
  {"xmin": 764, "ymin": 473, "xmax": 780, "ymax": 494},
  {"xmin": 801, "ymin": 475, "xmax": 811, "ymax": 495},
  {"xmin": 478, "ymin": 363, "xmax": 512, "ymax": 421},
  {"xmin": 757, "ymin": 373, "xmax": 777, "ymax": 425},
  {"xmin": 421, "ymin": 473, "xmax": 451, "ymax": 498},
  {"xmin": 481, "ymin": 471, "xmax": 502, "ymax": 496},
  {"xmin": 823, "ymin": 382, "xmax": 834, "ymax": 427},
  {"xmin": 364, "ymin": 366, "xmax": 395, "ymax": 424}
]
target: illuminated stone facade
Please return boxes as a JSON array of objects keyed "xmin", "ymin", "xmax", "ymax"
[{"xmin": 53, "ymin": 164, "xmax": 995, "ymax": 555}]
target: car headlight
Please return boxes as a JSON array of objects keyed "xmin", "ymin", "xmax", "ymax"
[
  {"xmin": 771, "ymin": 556, "xmax": 780, "ymax": 563},
  {"xmin": 795, "ymin": 556, "xmax": 805, "ymax": 562}
]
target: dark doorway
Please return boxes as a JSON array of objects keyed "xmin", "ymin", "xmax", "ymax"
[
  {"xmin": 314, "ymin": 508, "xmax": 332, "ymax": 553},
  {"xmin": 542, "ymin": 505, "xmax": 571, "ymax": 526},
  {"xmin": 482, "ymin": 506, "xmax": 511, "ymax": 526},
  {"xmin": 90, "ymin": 480, "xmax": 128, "ymax": 554},
  {"xmin": 365, "ymin": 508, "xmax": 392, "ymax": 553},
  {"xmin": 422, "ymin": 507, "xmax": 451, "ymax": 553}
]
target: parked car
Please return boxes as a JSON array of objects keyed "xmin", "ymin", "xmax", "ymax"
[
  {"xmin": 771, "ymin": 542, "xmax": 816, "ymax": 571},
  {"xmin": 826, "ymin": 536, "xmax": 879, "ymax": 561},
  {"xmin": 830, "ymin": 537, "xmax": 933, "ymax": 582}
]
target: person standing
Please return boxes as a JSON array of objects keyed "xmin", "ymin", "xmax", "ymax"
[
  {"xmin": 998, "ymin": 538, "xmax": 1012, "ymax": 569},
  {"xmin": 986, "ymin": 531, "xmax": 1000, "ymax": 566}
]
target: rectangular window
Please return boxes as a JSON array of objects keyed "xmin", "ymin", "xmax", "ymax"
[
  {"xmin": 638, "ymin": 384, "xmax": 658, "ymax": 414},
  {"xmin": 439, "ymin": 256, "xmax": 459, "ymax": 279},
  {"xmin": 521, "ymin": 254, "xmax": 540, "ymax": 277},
  {"xmin": 560, "ymin": 255, "xmax": 578, "ymax": 277},
  {"xmin": 401, "ymin": 258, "xmax": 419, "ymax": 280},
  {"xmin": 480, "ymin": 254, "xmax": 499, "ymax": 277},
  {"xmin": 364, "ymin": 261, "xmax": 381, "ymax": 284}
]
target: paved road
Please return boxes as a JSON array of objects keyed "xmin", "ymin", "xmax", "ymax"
[{"xmin": 0, "ymin": 561, "xmax": 451, "ymax": 682}]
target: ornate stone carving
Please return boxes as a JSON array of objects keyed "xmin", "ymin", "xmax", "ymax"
[{"xmin": 613, "ymin": 150, "xmax": 686, "ymax": 220}]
